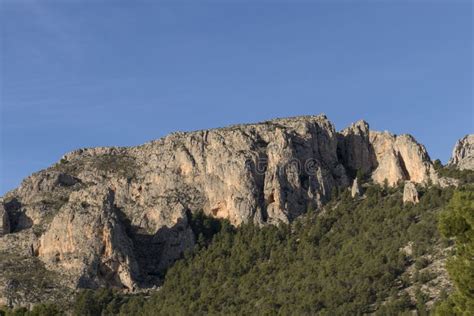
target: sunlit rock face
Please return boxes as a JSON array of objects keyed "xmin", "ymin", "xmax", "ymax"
[
  {"xmin": 369, "ymin": 131, "xmax": 438, "ymax": 186},
  {"xmin": 0, "ymin": 114, "xmax": 442, "ymax": 303},
  {"xmin": 403, "ymin": 181, "xmax": 419, "ymax": 205},
  {"xmin": 337, "ymin": 120, "xmax": 438, "ymax": 186},
  {"xmin": 37, "ymin": 187, "xmax": 140, "ymax": 290},
  {"xmin": 449, "ymin": 134, "xmax": 474, "ymax": 171}
]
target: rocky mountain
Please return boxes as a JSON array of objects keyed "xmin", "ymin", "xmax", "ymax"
[
  {"xmin": 0, "ymin": 114, "xmax": 456, "ymax": 307},
  {"xmin": 448, "ymin": 134, "xmax": 474, "ymax": 170}
]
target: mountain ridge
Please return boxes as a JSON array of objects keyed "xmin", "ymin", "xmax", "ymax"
[{"xmin": 0, "ymin": 114, "xmax": 471, "ymax": 308}]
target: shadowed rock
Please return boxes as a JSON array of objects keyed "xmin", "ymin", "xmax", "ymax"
[{"xmin": 0, "ymin": 204, "xmax": 10, "ymax": 236}]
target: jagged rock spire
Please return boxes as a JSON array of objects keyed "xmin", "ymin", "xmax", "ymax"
[
  {"xmin": 351, "ymin": 179, "xmax": 361, "ymax": 198},
  {"xmin": 448, "ymin": 134, "xmax": 474, "ymax": 170}
]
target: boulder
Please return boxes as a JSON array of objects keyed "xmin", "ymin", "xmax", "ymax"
[
  {"xmin": 403, "ymin": 181, "xmax": 419, "ymax": 204},
  {"xmin": 351, "ymin": 179, "xmax": 361, "ymax": 198}
]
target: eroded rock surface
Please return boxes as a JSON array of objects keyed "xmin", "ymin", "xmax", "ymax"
[
  {"xmin": 0, "ymin": 114, "xmax": 444, "ymax": 305},
  {"xmin": 337, "ymin": 120, "xmax": 375, "ymax": 176},
  {"xmin": 38, "ymin": 187, "xmax": 139, "ymax": 290},
  {"xmin": 0, "ymin": 203, "xmax": 10, "ymax": 236},
  {"xmin": 403, "ymin": 181, "xmax": 419, "ymax": 205},
  {"xmin": 449, "ymin": 134, "xmax": 474, "ymax": 170},
  {"xmin": 369, "ymin": 132, "xmax": 437, "ymax": 186},
  {"xmin": 351, "ymin": 179, "xmax": 361, "ymax": 198}
]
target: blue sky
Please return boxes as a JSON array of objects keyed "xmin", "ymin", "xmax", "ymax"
[{"xmin": 1, "ymin": 0, "xmax": 472, "ymax": 194}]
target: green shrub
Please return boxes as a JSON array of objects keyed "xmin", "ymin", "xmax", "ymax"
[
  {"xmin": 29, "ymin": 304, "xmax": 62, "ymax": 316},
  {"xmin": 435, "ymin": 187, "xmax": 474, "ymax": 315},
  {"xmin": 414, "ymin": 270, "xmax": 436, "ymax": 284},
  {"xmin": 375, "ymin": 292, "xmax": 412, "ymax": 315},
  {"xmin": 437, "ymin": 167, "xmax": 474, "ymax": 185},
  {"xmin": 415, "ymin": 257, "xmax": 431, "ymax": 270}
]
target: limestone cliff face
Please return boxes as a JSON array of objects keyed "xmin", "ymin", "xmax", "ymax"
[
  {"xmin": 54, "ymin": 115, "xmax": 348, "ymax": 227},
  {"xmin": 369, "ymin": 132, "xmax": 438, "ymax": 186},
  {"xmin": 0, "ymin": 114, "xmax": 442, "ymax": 304},
  {"xmin": 337, "ymin": 120, "xmax": 375, "ymax": 176},
  {"xmin": 337, "ymin": 121, "xmax": 437, "ymax": 186},
  {"xmin": 37, "ymin": 187, "xmax": 139, "ymax": 290},
  {"xmin": 449, "ymin": 135, "xmax": 474, "ymax": 170}
]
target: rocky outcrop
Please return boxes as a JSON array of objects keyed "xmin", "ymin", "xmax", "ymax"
[
  {"xmin": 337, "ymin": 120, "xmax": 375, "ymax": 176},
  {"xmin": 0, "ymin": 114, "xmax": 442, "ymax": 305},
  {"xmin": 351, "ymin": 179, "xmax": 361, "ymax": 198},
  {"xmin": 0, "ymin": 203, "xmax": 10, "ymax": 236},
  {"xmin": 337, "ymin": 121, "xmax": 437, "ymax": 186},
  {"xmin": 403, "ymin": 181, "xmax": 419, "ymax": 204},
  {"xmin": 53, "ymin": 115, "xmax": 348, "ymax": 227},
  {"xmin": 448, "ymin": 135, "xmax": 474, "ymax": 170},
  {"xmin": 369, "ymin": 132, "xmax": 437, "ymax": 186},
  {"xmin": 37, "ymin": 187, "xmax": 139, "ymax": 290}
]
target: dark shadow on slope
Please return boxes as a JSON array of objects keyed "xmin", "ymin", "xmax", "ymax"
[
  {"xmin": 397, "ymin": 152, "xmax": 411, "ymax": 181},
  {"xmin": 114, "ymin": 207, "xmax": 200, "ymax": 288},
  {"xmin": 336, "ymin": 134, "xmax": 378, "ymax": 180},
  {"xmin": 3, "ymin": 198, "xmax": 33, "ymax": 232}
]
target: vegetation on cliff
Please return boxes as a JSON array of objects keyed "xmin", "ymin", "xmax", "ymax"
[
  {"xmin": 2, "ymin": 176, "xmax": 472, "ymax": 315},
  {"xmin": 435, "ymin": 189, "xmax": 474, "ymax": 315},
  {"xmin": 65, "ymin": 184, "xmax": 461, "ymax": 315},
  {"xmin": 133, "ymin": 184, "xmax": 454, "ymax": 315}
]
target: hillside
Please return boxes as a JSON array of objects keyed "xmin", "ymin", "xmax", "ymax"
[
  {"xmin": 74, "ymin": 182, "xmax": 460, "ymax": 315},
  {"xmin": 0, "ymin": 115, "xmax": 473, "ymax": 315},
  {"xmin": 8, "ymin": 177, "xmax": 473, "ymax": 315}
]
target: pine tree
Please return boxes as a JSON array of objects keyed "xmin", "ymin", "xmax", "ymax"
[{"xmin": 436, "ymin": 188, "xmax": 474, "ymax": 315}]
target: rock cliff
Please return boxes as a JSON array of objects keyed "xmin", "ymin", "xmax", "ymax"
[
  {"xmin": 448, "ymin": 134, "xmax": 474, "ymax": 170},
  {"xmin": 369, "ymin": 132, "xmax": 438, "ymax": 186},
  {"xmin": 0, "ymin": 114, "xmax": 443, "ymax": 305}
]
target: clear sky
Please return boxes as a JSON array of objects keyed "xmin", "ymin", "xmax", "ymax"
[{"xmin": 1, "ymin": 0, "xmax": 473, "ymax": 195}]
